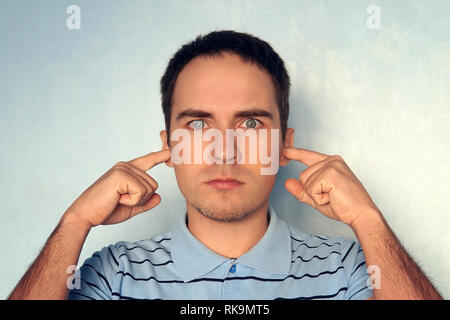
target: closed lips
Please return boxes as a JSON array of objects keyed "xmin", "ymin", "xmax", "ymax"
[{"xmin": 207, "ymin": 178, "xmax": 242, "ymax": 183}]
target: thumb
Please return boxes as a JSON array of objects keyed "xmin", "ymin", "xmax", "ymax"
[{"xmin": 285, "ymin": 178, "xmax": 315, "ymax": 207}]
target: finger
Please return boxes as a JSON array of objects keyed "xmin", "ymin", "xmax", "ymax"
[
  {"xmin": 282, "ymin": 147, "xmax": 329, "ymax": 167},
  {"xmin": 284, "ymin": 178, "xmax": 316, "ymax": 208},
  {"xmin": 304, "ymin": 169, "xmax": 335, "ymax": 206},
  {"xmin": 299, "ymin": 157, "xmax": 337, "ymax": 186},
  {"xmin": 128, "ymin": 149, "xmax": 171, "ymax": 172},
  {"xmin": 122, "ymin": 162, "xmax": 159, "ymax": 190},
  {"xmin": 130, "ymin": 193, "xmax": 161, "ymax": 217},
  {"xmin": 117, "ymin": 175, "xmax": 149, "ymax": 207},
  {"xmin": 309, "ymin": 178, "xmax": 330, "ymax": 206},
  {"xmin": 115, "ymin": 164, "xmax": 156, "ymax": 202}
]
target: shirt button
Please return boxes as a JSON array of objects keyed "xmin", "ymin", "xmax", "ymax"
[{"xmin": 229, "ymin": 264, "xmax": 236, "ymax": 273}]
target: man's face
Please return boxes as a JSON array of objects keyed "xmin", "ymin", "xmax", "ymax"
[{"xmin": 161, "ymin": 51, "xmax": 293, "ymax": 222}]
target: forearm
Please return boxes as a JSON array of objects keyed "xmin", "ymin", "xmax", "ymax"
[
  {"xmin": 8, "ymin": 211, "xmax": 91, "ymax": 300},
  {"xmin": 351, "ymin": 209, "xmax": 442, "ymax": 300}
]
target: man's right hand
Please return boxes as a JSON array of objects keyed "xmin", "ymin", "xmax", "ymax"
[{"xmin": 63, "ymin": 149, "xmax": 171, "ymax": 229}]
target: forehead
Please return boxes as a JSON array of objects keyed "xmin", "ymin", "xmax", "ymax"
[{"xmin": 171, "ymin": 51, "xmax": 278, "ymax": 119}]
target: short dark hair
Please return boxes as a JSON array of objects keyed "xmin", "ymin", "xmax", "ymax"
[{"xmin": 160, "ymin": 30, "xmax": 290, "ymax": 145}]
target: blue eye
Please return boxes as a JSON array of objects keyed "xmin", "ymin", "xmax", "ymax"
[
  {"xmin": 241, "ymin": 118, "xmax": 261, "ymax": 129},
  {"xmin": 189, "ymin": 119, "xmax": 207, "ymax": 130}
]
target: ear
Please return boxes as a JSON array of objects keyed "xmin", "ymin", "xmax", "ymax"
[
  {"xmin": 279, "ymin": 128, "xmax": 295, "ymax": 167},
  {"xmin": 160, "ymin": 130, "xmax": 174, "ymax": 167}
]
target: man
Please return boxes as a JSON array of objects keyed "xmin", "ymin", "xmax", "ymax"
[{"xmin": 8, "ymin": 30, "xmax": 442, "ymax": 300}]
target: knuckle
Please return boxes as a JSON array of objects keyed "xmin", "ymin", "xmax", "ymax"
[
  {"xmin": 114, "ymin": 161, "xmax": 127, "ymax": 168},
  {"xmin": 330, "ymin": 154, "xmax": 343, "ymax": 161},
  {"xmin": 112, "ymin": 165, "xmax": 128, "ymax": 177},
  {"xmin": 132, "ymin": 188, "xmax": 147, "ymax": 206},
  {"xmin": 138, "ymin": 184, "xmax": 147, "ymax": 195},
  {"xmin": 329, "ymin": 155, "xmax": 345, "ymax": 168},
  {"xmin": 325, "ymin": 165, "xmax": 340, "ymax": 176},
  {"xmin": 146, "ymin": 187, "xmax": 154, "ymax": 197},
  {"xmin": 146, "ymin": 185, "xmax": 154, "ymax": 194},
  {"xmin": 299, "ymin": 171, "xmax": 307, "ymax": 182},
  {"xmin": 145, "ymin": 174, "xmax": 158, "ymax": 190},
  {"xmin": 141, "ymin": 177, "xmax": 154, "ymax": 193}
]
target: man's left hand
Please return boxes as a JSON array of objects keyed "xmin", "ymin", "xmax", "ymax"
[{"xmin": 283, "ymin": 147, "xmax": 379, "ymax": 227}]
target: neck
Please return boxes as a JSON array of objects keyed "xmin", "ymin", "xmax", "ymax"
[{"xmin": 186, "ymin": 202, "xmax": 270, "ymax": 258}]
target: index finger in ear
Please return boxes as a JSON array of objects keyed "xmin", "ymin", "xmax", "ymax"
[
  {"xmin": 128, "ymin": 149, "xmax": 171, "ymax": 172},
  {"xmin": 282, "ymin": 147, "xmax": 329, "ymax": 166}
]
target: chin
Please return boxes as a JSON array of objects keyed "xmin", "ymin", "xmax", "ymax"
[{"xmin": 191, "ymin": 200, "xmax": 258, "ymax": 223}]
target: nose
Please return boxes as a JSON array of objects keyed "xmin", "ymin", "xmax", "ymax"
[
  {"xmin": 207, "ymin": 129, "xmax": 243, "ymax": 165},
  {"xmin": 212, "ymin": 142, "xmax": 237, "ymax": 165}
]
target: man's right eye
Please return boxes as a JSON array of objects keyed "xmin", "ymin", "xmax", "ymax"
[{"xmin": 188, "ymin": 119, "xmax": 207, "ymax": 130}]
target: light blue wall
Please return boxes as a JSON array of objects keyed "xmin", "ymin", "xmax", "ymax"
[{"xmin": 1, "ymin": 0, "xmax": 449, "ymax": 299}]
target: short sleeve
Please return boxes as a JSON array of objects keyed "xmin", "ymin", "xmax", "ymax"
[
  {"xmin": 340, "ymin": 241, "xmax": 373, "ymax": 300},
  {"xmin": 68, "ymin": 244, "xmax": 120, "ymax": 300}
]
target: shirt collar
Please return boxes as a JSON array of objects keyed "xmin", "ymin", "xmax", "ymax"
[{"xmin": 171, "ymin": 205, "xmax": 292, "ymax": 282}]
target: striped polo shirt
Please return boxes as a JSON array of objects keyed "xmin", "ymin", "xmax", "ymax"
[{"xmin": 68, "ymin": 206, "xmax": 373, "ymax": 300}]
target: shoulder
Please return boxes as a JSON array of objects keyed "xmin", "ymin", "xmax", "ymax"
[
  {"xmin": 288, "ymin": 225, "xmax": 351, "ymax": 251},
  {"xmin": 115, "ymin": 230, "xmax": 173, "ymax": 261},
  {"xmin": 288, "ymin": 225, "xmax": 362, "ymax": 268},
  {"xmin": 88, "ymin": 230, "xmax": 174, "ymax": 269}
]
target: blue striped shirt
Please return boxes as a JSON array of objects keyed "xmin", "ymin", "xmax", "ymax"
[{"xmin": 68, "ymin": 206, "xmax": 373, "ymax": 300}]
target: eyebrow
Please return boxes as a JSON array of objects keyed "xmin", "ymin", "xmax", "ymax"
[
  {"xmin": 176, "ymin": 109, "xmax": 214, "ymax": 121},
  {"xmin": 234, "ymin": 108, "xmax": 273, "ymax": 120},
  {"xmin": 175, "ymin": 108, "xmax": 273, "ymax": 121}
]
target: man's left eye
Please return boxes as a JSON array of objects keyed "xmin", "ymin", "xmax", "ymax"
[{"xmin": 241, "ymin": 118, "xmax": 261, "ymax": 129}]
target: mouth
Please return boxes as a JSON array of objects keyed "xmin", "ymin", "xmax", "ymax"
[{"xmin": 205, "ymin": 177, "xmax": 244, "ymax": 190}]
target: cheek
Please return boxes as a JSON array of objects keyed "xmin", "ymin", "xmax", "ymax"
[
  {"xmin": 174, "ymin": 165, "xmax": 194, "ymax": 188},
  {"xmin": 173, "ymin": 164, "xmax": 207, "ymax": 189},
  {"xmin": 251, "ymin": 175, "xmax": 277, "ymax": 199},
  {"xmin": 240, "ymin": 164, "xmax": 277, "ymax": 187},
  {"xmin": 236, "ymin": 129, "xmax": 280, "ymax": 166}
]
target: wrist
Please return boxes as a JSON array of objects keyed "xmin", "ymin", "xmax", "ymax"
[
  {"xmin": 350, "ymin": 207, "xmax": 386, "ymax": 235},
  {"xmin": 59, "ymin": 209, "xmax": 93, "ymax": 234}
]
